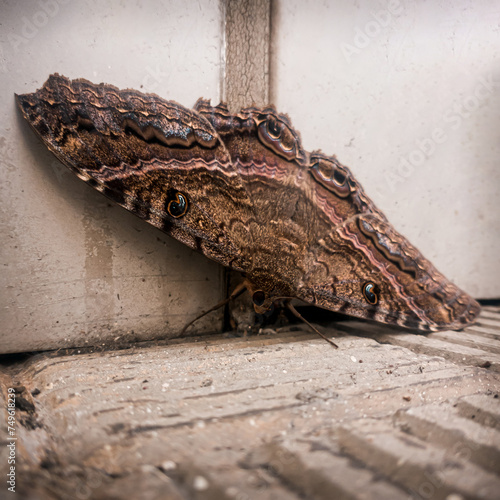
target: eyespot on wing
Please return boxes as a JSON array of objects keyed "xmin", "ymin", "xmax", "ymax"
[
  {"xmin": 309, "ymin": 154, "xmax": 352, "ymax": 198},
  {"xmin": 256, "ymin": 113, "xmax": 301, "ymax": 161}
]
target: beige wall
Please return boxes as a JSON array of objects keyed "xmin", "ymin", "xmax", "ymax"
[
  {"xmin": 272, "ymin": 0, "xmax": 500, "ymax": 298},
  {"xmin": 0, "ymin": 0, "xmax": 225, "ymax": 353},
  {"xmin": 1, "ymin": 0, "xmax": 498, "ymax": 354}
]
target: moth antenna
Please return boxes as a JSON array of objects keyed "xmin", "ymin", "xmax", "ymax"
[
  {"xmin": 286, "ymin": 301, "xmax": 339, "ymax": 348},
  {"xmin": 180, "ymin": 281, "xmax": 247, "ymax": 335}
]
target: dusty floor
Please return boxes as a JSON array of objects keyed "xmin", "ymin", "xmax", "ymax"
[{"xmin": 1, "ymin": 306, "xmax": 499, "ymax": 500}]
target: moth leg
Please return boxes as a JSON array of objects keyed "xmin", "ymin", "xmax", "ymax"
[
  {"xmin": 180, "ymin": 281, "xmax": 248, "ymax": 335},
  {"xmin": 286, "ymin": 301, "xmax": 338, "ymax": 349}
]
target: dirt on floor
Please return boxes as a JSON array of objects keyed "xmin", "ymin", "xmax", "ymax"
[{"xmin": 1, "ymin": 307, "xmax": 499, "ymax": 500}]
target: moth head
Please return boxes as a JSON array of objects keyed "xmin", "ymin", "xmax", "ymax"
[{"xmin": 251, "ymin": 290, "xmax": 275, "ymax": 316}]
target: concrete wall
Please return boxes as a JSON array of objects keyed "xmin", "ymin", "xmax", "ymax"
[
  {"xmin": 0, "ymin": 0, "xmax": 226, "ymax": 353},
  {"xmin": 1, "ymin": 0, "xmax": 499, "ymax": 354},
  {"xmin": 272, "ymin": 0, "xmax": 500, "ymax": 298}
]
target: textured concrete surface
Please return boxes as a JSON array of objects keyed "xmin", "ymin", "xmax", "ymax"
[
  {"xmin": 2, "ymin": 0, "xmax": 498, "ymax": 354},
  {"xmin": 1, "ymin": 306, "xmax": 499, "ymax": 499}
]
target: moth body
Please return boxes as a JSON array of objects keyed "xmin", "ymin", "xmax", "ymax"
[{"xmin": 16, "ymin": 74, "xmax": 481, "ymax": 332}]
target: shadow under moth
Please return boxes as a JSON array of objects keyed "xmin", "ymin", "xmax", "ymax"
[{"xmin": 16, "ymin": 74, "xmax": 480, "ymax": 341}]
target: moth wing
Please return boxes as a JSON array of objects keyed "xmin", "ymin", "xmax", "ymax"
[
  {"xmin": 16, "ymin": 74, "xmax": 256, "ymax": 271},
  {"xmin": 297, "ymin": 155, "xmax": 480, "ymax": 331}
]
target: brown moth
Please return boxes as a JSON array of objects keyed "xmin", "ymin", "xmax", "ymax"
[{"xmin": 16, "ymin": 74, "xmax": 480, "ymax": 333}]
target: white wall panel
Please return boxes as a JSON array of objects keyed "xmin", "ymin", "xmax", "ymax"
[
  {"xmin": 272, "ymin": 0, "xmax": 500, "ymax": 298},
  {"xmin": 0, "ymin": 0, "xmax": 224, "ymax": 353}
]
